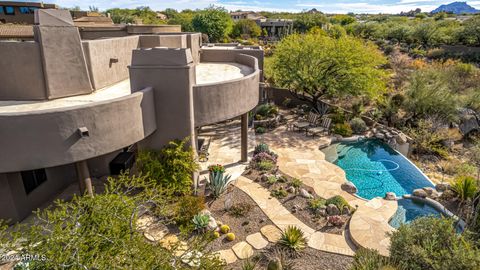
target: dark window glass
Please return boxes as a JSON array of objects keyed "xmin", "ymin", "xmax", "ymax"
[
  {"xmin": 19, "ymin": 7, "xmax": 30, "ymax": 14},
  {"xmin": 29, "ymin": 7, "xmax": 38, "ymax": 13},
  {"xmin": 21, "ymin": 169, "xmax": 47, "ymax": 194},
  {"xmin": 0, "ymin": 7, "xmax": 4, "ymax": 14},
  {"xmin": 5, "ymin": 6, "xmax": 14, "ymax": 15}
]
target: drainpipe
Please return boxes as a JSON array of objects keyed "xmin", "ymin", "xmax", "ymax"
[
  {"xmin": 75, "ymin": 160, "xmax": 93, "ymax": 197},
  {"xmin": 241, "ymin": 112, "xmax": 248, "ymax": 162}
]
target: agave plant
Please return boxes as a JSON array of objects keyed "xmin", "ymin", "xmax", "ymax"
[
  {"xmin": 208, "ymin": 170, "xmax": 233, "ymax": 199},
  {"xmin": 278, "ymin": 226, "xmax": 307, "ymax": 254},
  {"xmin": 254, "ymin": 143, "xmax": 270, "ymax": 155},
  {"xmin": 192, "ymin": 213, "xmax": 210, "ymax": 231},
  {"xmin": 451, "ymin": 175, "xmax": 478, "ymax": 202}
]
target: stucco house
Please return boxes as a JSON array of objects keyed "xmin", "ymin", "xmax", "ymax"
[{"xmin": 0, "ymin": 9, "xmax": 263, "ymax": 224}]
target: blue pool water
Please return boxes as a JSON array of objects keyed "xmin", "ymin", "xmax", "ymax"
[
  {"xmin": 328, "ymin": 139, "xmax": 434, "ymax": 200},
  {"xmin": 388, "ymin": 199, "xmax": 442, "ymax": 228}
]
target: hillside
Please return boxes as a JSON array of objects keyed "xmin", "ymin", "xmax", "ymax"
[{"xmin": 431, "ymin": 1, "xmax": 479, "ymax": 14}]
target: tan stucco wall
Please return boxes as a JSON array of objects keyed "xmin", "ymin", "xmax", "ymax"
[
  {"xmin": 0, "ymin": 88, "xmax": 156, "ymax": 173},
  {"xmin": 82, "ymin": 36, "xmax": 140, "ymax": 90},
  {"xmin": 139, "ymin": 34, "xmax": 187, "ymax": 49},
  {"xmin": 0, "ymin": 164, "xmax": 76, "ymax": 224},
  {"xmin": 0, "ymin": 41, "xmax": 47, "ymax": 101},
  {"xmin": 34, "ymin": 25, "xmax": 93, "ymax": 99},
  {"xmin": 193, "ymin": 54, "xmax": 260, "ymax": 126}
]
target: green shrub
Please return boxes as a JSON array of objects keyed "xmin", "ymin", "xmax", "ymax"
[
  {"xmin": 267, "ymin": 176, "xmax": 278, "ymax": 185},
  {"xmin": 228, "ymin": 202, "xmax": 253, "ymax": 217},
  {"xmin": 271, "ymin": 188, "xmax": 288, "ymax": 199},
  {"xmin": 278, "ymin": 226, "xmax": 307, "ymax": 253},
  {"xmin": 256, "ymin": 103, "xmax": 279, "ymax": 118},
  {"xmin": 289, "ymin": 178, "xmax": 303, "ymax": 188},
  {"xmin": 330, "ymin": 110, "xmax": 346, "ymax": 124},
  {"xmin": 390, "ymin": 217, "xmax": 480, "ymax": 270},
  {"xmin": 308, "ymin": 198, "xmax": 326, "ymax": 210},
  {"xmin": 255, "ymin": 126, "xmax": 266, "ymax": 134},
  {"xmin": 333, "ymin": 123, "xmax": 353, "ymax": 137},
  {"xmin": 451, "ymin": 175, "xmax": 478, "ymax": 201},
  {"xmin": 257, "ymin": 160, "xmax": 275, "ymax": 171},
  {"xmin": 137, "ymin": 139, "xmax": 198, "ymax": 195},
  {"xmin": 174, "ymin": 195, "xmax": 205, "ymax": 226},
  {"xmin": 352, "ymin": 248, "xmax": 393, "ymax": 270},
  {"xmin": 192, "ymin": 213, "xmax": 210, "ymax": 231},
  {"xmin": 350, "ymin": 117, "xmax": 368, "ymax": 134},
  {"xmin": 326, "ymin": 195, "xmax": 351, "ymax": 210}
]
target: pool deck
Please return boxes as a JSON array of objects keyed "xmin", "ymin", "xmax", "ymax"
[{"xmin": 201, "ymin": 119, "xmax": 398, "ymax": 258}]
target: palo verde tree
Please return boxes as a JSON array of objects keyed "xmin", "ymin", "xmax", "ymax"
[
  {"xmin": 192, "ymin": 6, "xmax": 233, "ymax": 43},
  {"xmin": 271, "ymin": 32, "xmax": 388, "ymax": 112}
]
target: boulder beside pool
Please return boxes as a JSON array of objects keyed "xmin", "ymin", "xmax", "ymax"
[
  {"xmin": 413, "ymin": 188, "xmax": 428, "ymax": 198},
  {"xmin": 341, "ymin": 181, "xmax": 358, "ymax": 194},
  {"xmin": 384, "ymin": 192, "xmax": 397, "ymax": 200}
]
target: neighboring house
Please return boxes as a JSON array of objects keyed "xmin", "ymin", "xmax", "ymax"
[
  {"xmin": 230, "ymin": 11, "xmax": 265, "ymax": 21},
  {"xmin": 156, "ymin": 12, "xmax": 167, "ymax": 20},
  {"xmin": 258, "ymin": 19, "xmax": 294, "ymax": 39},
  {"xmin": 0, "ymin": 9, "xmax": 263, "ymax": 224},
  {"xmin": 0, "ymin": 1, "xmax": 57, "ymax": 24}
]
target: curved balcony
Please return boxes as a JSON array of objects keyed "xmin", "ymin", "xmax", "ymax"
[
  {"xmin": 0, "ymin": 81, "xmax": 156, "ymax": 173},
  {"xmin": 193, "ymin": 54, "xmax": 260, "ymax": 127}
]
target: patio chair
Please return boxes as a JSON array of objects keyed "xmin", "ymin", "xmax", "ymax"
[
  {"xmin": 306, "ymin": 117, "xmax": 332, "ymax": 137},
  {"xmin": 293, "ymin": 112, "xmax": 319, "ymax": 132}
]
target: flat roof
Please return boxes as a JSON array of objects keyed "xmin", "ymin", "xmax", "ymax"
[
  {"xmin": 0, "ymin": 80, "xmax": 131, "ymax": 114},
  {"xmin": 195, "ymin": 62, "xmax": 254, "ymax": 85}
]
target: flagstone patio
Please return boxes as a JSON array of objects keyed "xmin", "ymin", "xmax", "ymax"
[{"xmin": 200, "ymin": 120, "xmax": 398, "ymax": 262}]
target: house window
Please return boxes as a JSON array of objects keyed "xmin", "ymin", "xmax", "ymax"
[
  {"xmin": 19, "ymin": 7, "xmax": 32, "ymax": 14},
  {"xmin": 21, "ymin": 169, "xmax": 47, "ymax": 194},
  {"xmin": 4, "ymin": 6, "xmax": 15, "ymax": 15},
  {"xmin": 0, "ymin": 7, "xmax": 4, "ymax": 14}
]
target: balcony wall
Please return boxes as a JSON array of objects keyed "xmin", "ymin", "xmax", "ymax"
[
  {"xmin": 0, "ymin": 41, "xmax": 47, "ymax": 100},
  {"xmin": 0, "ymin": 88, "xmax": 156, "ymax": 173},
  {"xmin": 193, "ymin": 54, "xmax": 260, "ymax": 127}
]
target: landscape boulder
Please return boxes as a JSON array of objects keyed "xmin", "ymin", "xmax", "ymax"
[
  {"xmin": 384, "ymin": 192, "xmax": 397, "ymax": 200},
  {"xmin": 435, "ymin": 183, "xmax": 450, "ymax": 192},
  {"xmin": 413, "ymin": 188, "xmax": 428, "ymax": 198},
  {"xmin": 395, "ymin": 133, "xmax": 408, "ymax": 144},
  {"xmin": 341, "ymin": 181, "xmax": 358, "ymax": 194},
  {"xmin": 326, "ymin": 204, "xmax": 340, "ymax": 216},
  {"xmin": 299, "ymin": 188, "xmax": 313, "ymax": 199}
]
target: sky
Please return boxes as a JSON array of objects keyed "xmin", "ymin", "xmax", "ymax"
[{"xmin": 7, "ymin": 0, "xmax": 480, "ymax": 14}]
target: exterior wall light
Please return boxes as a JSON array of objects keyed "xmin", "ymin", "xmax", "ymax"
[{"xmin": 78, "ymin": 127, "xmax": 89, "ymax": 138}]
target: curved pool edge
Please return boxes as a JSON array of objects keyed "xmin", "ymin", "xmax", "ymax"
[{"xmin": 349, "ymin": 197, "xmax": 398, "ymax": 257}]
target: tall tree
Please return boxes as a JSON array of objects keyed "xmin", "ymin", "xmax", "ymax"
[
  {"xmin": 231, "ymin": 19, "xmax": 261, "ymax": 39},
  {"xmin": 192, "ymin": 6, "xmax": 233, "ymax": 43},
  {"xmin": 271, "ymin": 32, "xmax": 388, "ymax": 112}
]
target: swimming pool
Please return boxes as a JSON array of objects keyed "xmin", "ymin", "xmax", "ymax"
[
  {"xmin": 323, "ymin": 139, "xmax": 434, "ymax": 200},
  {"xmin": 388, "ymin": 198, "xmax": 442, "ymax": 228}
]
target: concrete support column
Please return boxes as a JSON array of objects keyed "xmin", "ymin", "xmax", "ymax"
[
  {"xmin": 241, "ymin": 113, "xmax": 248, "ymax": 162},
  {"xmin": 75, "ymin": 160, "xmax": 93, "ymax": 196}
]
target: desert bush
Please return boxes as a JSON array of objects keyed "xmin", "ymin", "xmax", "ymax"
[
  {"xmin": 254, "ymin": 143, "xmax": 271, "ymax": 155},
  {"xmin": 252, "ymin": 152, "xmax": 278, "ymax": 164},
  {"xmin": 257, "ymin": 160, "xmax": 276, "ymax": 171},
  {"xmin": 278, "ymin": 226, "xmax": 307, "ymax": 254},
  {"xmin": 267, "ymin": 176, "xmax": 278, "ymax": 185},
  {"xmin": 451, "ymin": 175, "xmax": 478, "ymax": 202},
  {"xmin": 256, "ymin": 103, "xmax": 279, "ymax": 118},
  {"xmin": 289, "ymin": 178, "xmax": 303, "ymax": 188},
  {"xmin": 255, "ymin": 126, "xmax": 266, "ymax": 134},
  {"xmin": 308, "ymin": 198, "xmax": 326, "ymax": 210},
  {"xmin": 333, "ymin": 123, "xmax": 353, "ymax": 137},
  {"xmin": 137, "ymin": 139, "xmax": 198, "ymax": 195},
  {"xmin": 326, "ymin": 195, "xmax": 351, "ymax": 210},
  {"xmin": 350, "ymin": 117, "xmax": 368, "ymax": 134},
  {"xmin": 174, "ymin": 195, "xmax": 206, "ymax": 227},
  {"xmin": 271, "ymin": 188, "xmax": 288, "ymax": 199},
  {"xmin": 228, "ymin": 202, "xmax": 253, "ymax": 217},
  {"xmin": 390, "ymin": 217, "xmax": 480, "ymax": 270},
  {"xmin": 407, "ymin": 120, "xmax": 449, "ymax": 158},
  {"xmin": 352, "ymin": 248, "xmax": 393, "ymax": 270}
]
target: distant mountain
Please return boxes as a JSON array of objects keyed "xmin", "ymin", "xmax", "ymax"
[{"xmin": 431, "ymin": 2, "xmax": 479, "ymax": 14}]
